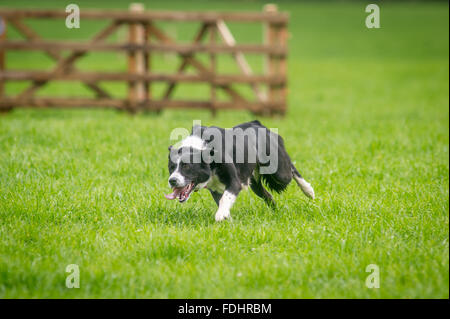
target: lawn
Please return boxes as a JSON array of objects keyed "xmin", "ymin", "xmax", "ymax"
[{"xmin": 0, "ymin": 0, "xmax": 448, "ymax": 298}]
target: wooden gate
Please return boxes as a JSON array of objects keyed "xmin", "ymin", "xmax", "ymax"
[{"xmin": 0, "ymin": 4, "xmax": 288, "ymax": 115}]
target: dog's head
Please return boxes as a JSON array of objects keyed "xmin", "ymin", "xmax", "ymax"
[{"xmin": 165, "ymin": 143, "xmax": 212, "ymax": 203}]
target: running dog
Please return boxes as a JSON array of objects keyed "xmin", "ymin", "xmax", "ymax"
[{"xmin": 165, "ymin": 120, "xmax": 314, "ymax": 221}]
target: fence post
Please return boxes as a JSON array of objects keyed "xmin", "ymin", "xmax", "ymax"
[
  {"xmin": 278, "ymin": 22, "xmax": 288, "ymax": 115},
  {"xmin": 263, "ymin": 4, "xmax": 284, "ymax": 115},
  {"xmin": 209, "ymin": 23, "xmax": 217, "ymax": 116},
  {"xmin": 144, "ymin": 22, "xmax": 152, "ymax": 103},
  {"xmin": 128, "ymin": 3, "xmax": 146, "ymax": 113},
  {"xmin": 0, "ymin": 17, "xmax": 5, "ymax": 101},
  {"xmin": 0, "ymin": 16, "xmax": 10, "ymax": 113}
]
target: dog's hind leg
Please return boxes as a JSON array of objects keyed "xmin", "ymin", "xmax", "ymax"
[
  {"xmin": 250, "ymin": 176, "xmax": 276, "ymax": 208},
  {"xmin": 291, "ymin": 164, "xmax": 315, "ymax": 199}
]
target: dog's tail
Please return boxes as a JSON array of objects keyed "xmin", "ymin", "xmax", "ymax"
[{"xmin": 291, "ymin": 164, "xmax": 315, "ymax": 199}]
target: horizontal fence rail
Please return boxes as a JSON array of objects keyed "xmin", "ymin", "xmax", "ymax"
[
  {"xmin": 0, "ymin": 41, "xmax": 286, "ymax": 55},
  {"xmin": 0, "ymin": 98, "xmax": 282, "ymax": 111},
  {"xmin": 0, "ymin": 4, "xmax": 289, "ymax": 115},
  {"xmin": 0, "ymin": 8, "xmax": 289, "ymax": 23},
  {"xmin": 0, "ymin": 71, "xmax": 286, "ymax": 85}
]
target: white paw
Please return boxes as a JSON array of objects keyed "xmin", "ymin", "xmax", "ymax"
[{"xmin": 215, "ymin": 209, "xmax": 231, "ymax": 222}]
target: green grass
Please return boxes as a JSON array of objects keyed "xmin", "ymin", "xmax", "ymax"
[{"xmin": 0, "ymin": 0, "xmax": 448, "ymax": 298}]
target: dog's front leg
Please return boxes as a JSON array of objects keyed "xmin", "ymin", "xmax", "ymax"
[
  {"xmin": 215, "ymin": 190, "xmax": 238, "ymax": 222},
  {"xmin": 213, "ymin": 163, "xmax": 241, "ymax": 222}
]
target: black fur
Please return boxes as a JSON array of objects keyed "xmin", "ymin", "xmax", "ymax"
[{"xmin": 167, "ymin": 120, "xmax": 310, "ymax": 207}]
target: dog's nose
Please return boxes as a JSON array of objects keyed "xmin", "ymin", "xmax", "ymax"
[{"xmin": 169, "ymin": 178, "xmax": 178, "ymax": 187}]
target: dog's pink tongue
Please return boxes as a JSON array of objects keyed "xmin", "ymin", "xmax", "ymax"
[
  {"xmin": 164, "ymin": 192, "xmax": 176, "ymax": 200},
  {"xmin": 164, "ymin": 188, "xmax": 180, "ymax": 200}
]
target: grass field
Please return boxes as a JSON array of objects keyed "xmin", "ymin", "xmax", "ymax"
[{"xmin": 0, "ymin": 0, "xmax": 448, "ymax": 298}]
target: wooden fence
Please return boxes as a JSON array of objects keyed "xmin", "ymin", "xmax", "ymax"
[{"xmin": 0, "ymin": 4, "xmax": 289, "ymax": 115}]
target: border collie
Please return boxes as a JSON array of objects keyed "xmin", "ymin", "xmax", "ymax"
[{"xmin": 165, "ymin": 120, "xmax": 314, "ymax": 221}]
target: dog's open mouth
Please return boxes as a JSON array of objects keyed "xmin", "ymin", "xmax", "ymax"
[{"xmin": 164, "ymin": 182, "xmax": 195, "ymax": 203}]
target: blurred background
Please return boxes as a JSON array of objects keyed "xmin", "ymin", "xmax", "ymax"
[
  {"xmin": 0, "ymin": 0, "xmax": 448, "ymax": 298},
  {"xmin": 2, "ymin": 0, "xmax": 449, "ymax": 110}
]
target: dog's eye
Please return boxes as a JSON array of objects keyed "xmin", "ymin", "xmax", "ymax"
[{"xmin": 181, "ymin": 163, "xmax": 190, "ymax": 170}]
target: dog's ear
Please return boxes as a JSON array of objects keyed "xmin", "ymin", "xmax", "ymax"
[
  {"xmin": 191, "ymin": 124, "xmax": 207, "ymax": 138},
  {"xmin": 168, "ymin": 145, "xmax": 173, "ymax": 151},
  {"xmin": 200, "ymin": 146, "xmax": 215, "ymax": 166}
]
